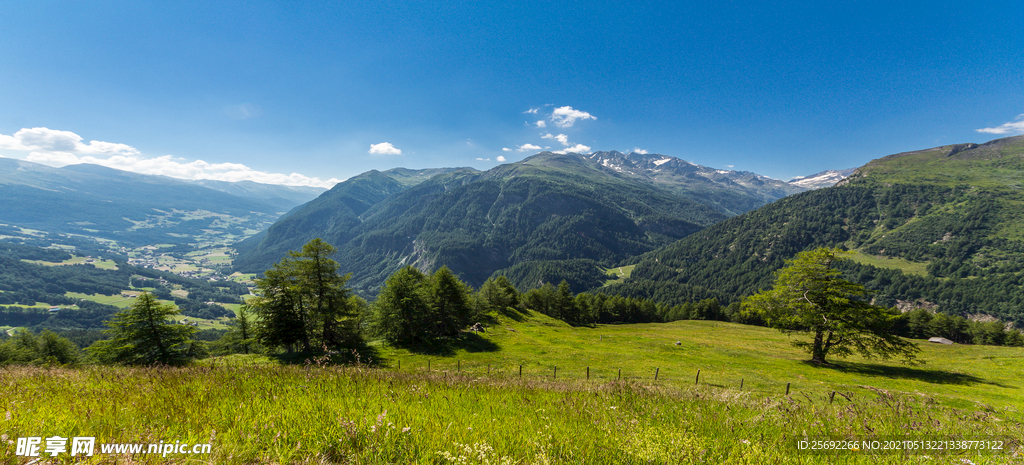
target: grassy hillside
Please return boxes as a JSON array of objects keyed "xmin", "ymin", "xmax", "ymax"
[
  {"xmin": 2, "ymin": 313, "xmax": 1021, "ymax": 464},
  {"xmin": 608, "ymin": 135, "xmax": 1024, "ymax": 324},
  {"xmin": 373, "ymin": 309, "xmax": 1024, "ymax": 411}
]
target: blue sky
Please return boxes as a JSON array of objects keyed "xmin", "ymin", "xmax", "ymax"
[{"xmin": 1, "ymin": 1, "xmax": 1022, "ymax": 187}]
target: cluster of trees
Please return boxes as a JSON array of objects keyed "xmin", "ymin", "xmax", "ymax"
[
  {"xmin": 246, "ymin": 239, "xmax": 363, "ymax": 353},
  {"xmin": 369, "ymin": 266, "xmax": 477, "ymax": 345},
  {"xmin": 0, "ymin": 329, "xmax": 80, "ymax": 366},
  {"xmin": 8, "ymin": 235, "xmax": 1020, "ymax": 368},
  {"xmin": 893, "ymin": 308, "xmax": 1024, "ymax": 346}
]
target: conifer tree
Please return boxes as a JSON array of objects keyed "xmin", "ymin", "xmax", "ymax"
[
  {"xmin": 88, "ymin": 292, "xmax": 196, "ymax": 365},
  {"xmin": 742, "ymin": 247, "xmax": 920, "ymax": 365}
]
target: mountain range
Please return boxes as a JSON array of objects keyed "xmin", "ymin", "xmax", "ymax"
[{"xmin": 235, "ymin": 151, "xmax": 811, "ymax": 294}]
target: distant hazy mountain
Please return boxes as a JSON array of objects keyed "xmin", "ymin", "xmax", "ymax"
[
  {"xmin": 0, "ymin": 159, "xmax": 317, "ymax": 245},
  {"xmin": 184, "ymin": 179, "xmax": 325, "ymax": 212},
  {"xmin": 236, "ymin": 151, "xmax": 802, "ymax": 294},
  {"xmin": 788, "ymin": 168, "xmax": 857, "ymax": 189},
  {"xmin": 607, "ymin": 135, "xmax": 1024, "ymax": 324}
]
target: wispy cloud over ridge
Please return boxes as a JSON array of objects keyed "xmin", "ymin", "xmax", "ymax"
[
  {"xmin": 976, "ymin": 115, "xmax": 1024, "ymax": 135},
  {"xmin": 0, "ymin": 127, "xmax": 342, "ymax": 188}
]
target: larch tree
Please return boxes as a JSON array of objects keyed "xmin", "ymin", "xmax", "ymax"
[
  {"xmin": 249, "ymin": 238, "xmax": 359, "ymax": 353},
  {"xmin": 88, "ymin": 292, "xmax": 196, "ymax": 366},
  {"xmin": 742, "ymin": 247, "xmax": 920, "ymax": 365}
]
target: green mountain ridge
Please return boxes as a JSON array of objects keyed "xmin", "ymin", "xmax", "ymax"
[
  {"xmin": 607, "ymin": 134, "xmax": 1024, "ymax": 324},
  {"xmin": 236, "ymin": 151, "xmax": 796, "ymax": 294}
]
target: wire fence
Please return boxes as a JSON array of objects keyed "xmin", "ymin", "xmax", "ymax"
[{"xmin": 385, "ymin": 359, "xmax": 838, "ymax": 400}]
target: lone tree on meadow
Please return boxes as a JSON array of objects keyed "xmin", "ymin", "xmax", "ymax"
[
  {"xmin": 742, "ymin": 247, "xmax": 920, "ymax": 365},
  {"xmin": 88, "ymin": 292, "xmax": 197, "ymax": 365}
]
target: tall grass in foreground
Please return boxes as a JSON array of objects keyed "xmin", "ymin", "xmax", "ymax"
[{"xmin": 2, "ymin": 364, "xmax": 1021, "ymax": 464}]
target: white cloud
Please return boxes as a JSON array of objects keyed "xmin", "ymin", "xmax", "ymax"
[
  {"xmin": 501, "ymin": 147, "xmax": 512, "ymax": 152},
  {"xmin": 496, "ymin": 155, "xmax": 507, "ymax": 162},
  {"xmin": 535, "ymin": 120, "xmax": 547, "ymax": 128},
  {"xmin": 368, "ymin": 142, "xmax": 402, "ymax": 155},
  {"xmin": 553, "ymin": 144, "xmax": 591, "ymax": 154},
  {"xmin": 0, "ymin": 127, "xmax": 341, "ymax": 188},
  {"xmin": 542, "ymin": 133, "xmax": 570, "ymax": 146},
  {"xmin": 524, "ymin": 108, "xmax": 539, "ymax": 114},
  {"xmin": 725, "ymin": 164, "xmax": 734, "ymax": 168},
  {"xmin": 0, "ymin": 127, "xmax": 139, "ymax": 156},
  {"xmin": 550, "ymin": 106, "xmax": 596, "ymax": 128},
  {"xmin": 632, "ymin": 148, "xmax": 648, "ymax": 154},
  {"xmin": 977, "ymin": 114, "xmax": 1024, "ymax": 135},
  {"xmin": 475, "ymin": 157, "xmax": 491, "ymax": 161},
  {"xmin": 517, "ymin": 144, "xmax": 542, "ymax": 152}
]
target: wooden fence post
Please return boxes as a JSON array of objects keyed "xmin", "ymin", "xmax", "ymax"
[
  {"xmin": 519, "ymin": 365, "xmax": 522, "ymax": 378},
  {"xmin": 586, "ymin": 367, "xmax": 590, "ymax": 380},
  {"xmin": 830, "ymin": 391, "xmax": 836, "ymax": 404},
  {"xmin": 695, "ymin": 369, "xmax": 700, "ymax": 385},
  {"xmin": 457, "ymin": 360, "xmax": 461, "ymax": 372},
  {"xmin": 740, "ymin": 378, "xmax": 743, "ymax": 390},
  {"xmin": 618, "ymin": 368, "xmax": 621, "ymax": 380},
  {"xmin": 786, "ymin": 382, "xmax": 791, "ymax": 396},
  {"xmin": 655, "ymin": 367, "xmax": 660, "ymax": 381},
  {"xmin": 554, "ymin": 365, "xmax": 557, "ymax": 379}
]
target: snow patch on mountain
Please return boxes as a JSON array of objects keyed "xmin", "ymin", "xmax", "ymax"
[{"xmin": 788, "ymin": 168, "xmax": 856, "ymax": 189}]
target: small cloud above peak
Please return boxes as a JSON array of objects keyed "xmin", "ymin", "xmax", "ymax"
[
  {"xmin": 976, "ymin": 114, "xmax": 1024, "ymax": 135},
  {"xmin": 553, "ymin": 144, "xmax": 591, "ymax": 155},
  {"xmin": 369, "ymin": 142, "xmax": 402, "ymax": 155},
  {"xmin": 496, "ymin": 155, "xmax": 507, "ymax": 162},
  {"xmin": 542, "ymin": 133, "xmax": 570, "ymax": 146},
  {"xmin": 550, "ymin": 106, "xmax": 596, "ymax": 128},
  {"xmin": 632, "ymin": 148, "xmax": 648, "ymax": 154},
  {"xmin": 517, "ymin": 143, "xmax": 542, "ymax": 152}
]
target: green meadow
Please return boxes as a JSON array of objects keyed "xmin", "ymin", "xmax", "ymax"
[{"xmin": 2, "ymin": 310, "xmax": 1022, "ymax": 464}]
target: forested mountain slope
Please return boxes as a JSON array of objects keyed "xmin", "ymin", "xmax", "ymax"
[
  {"xmin": 607, "ymin": 135, "xmax": 1024, "ymax": 324},
  {"xmin": 232, "ymin": 167, "xmax": 466, "ymax": 271},
  {"xmin": 239, "ymin": 151, "xmax": 806, "ymax": 294}
]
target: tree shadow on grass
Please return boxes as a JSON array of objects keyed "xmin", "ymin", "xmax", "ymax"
[
  {"xmin": 392, "ymin": 332, "xmax": 501, "ymax": 357},
  {"xmin": 494, "ymin": 306, "xmax": 527, "ymax": 322},
  {"xmin": 268, "ymin": 340, "xmax": 385, "ymax": 367},
  {"xmin": 816, "ymin": 360, "xmax": 1010, "ymax": 387}
]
